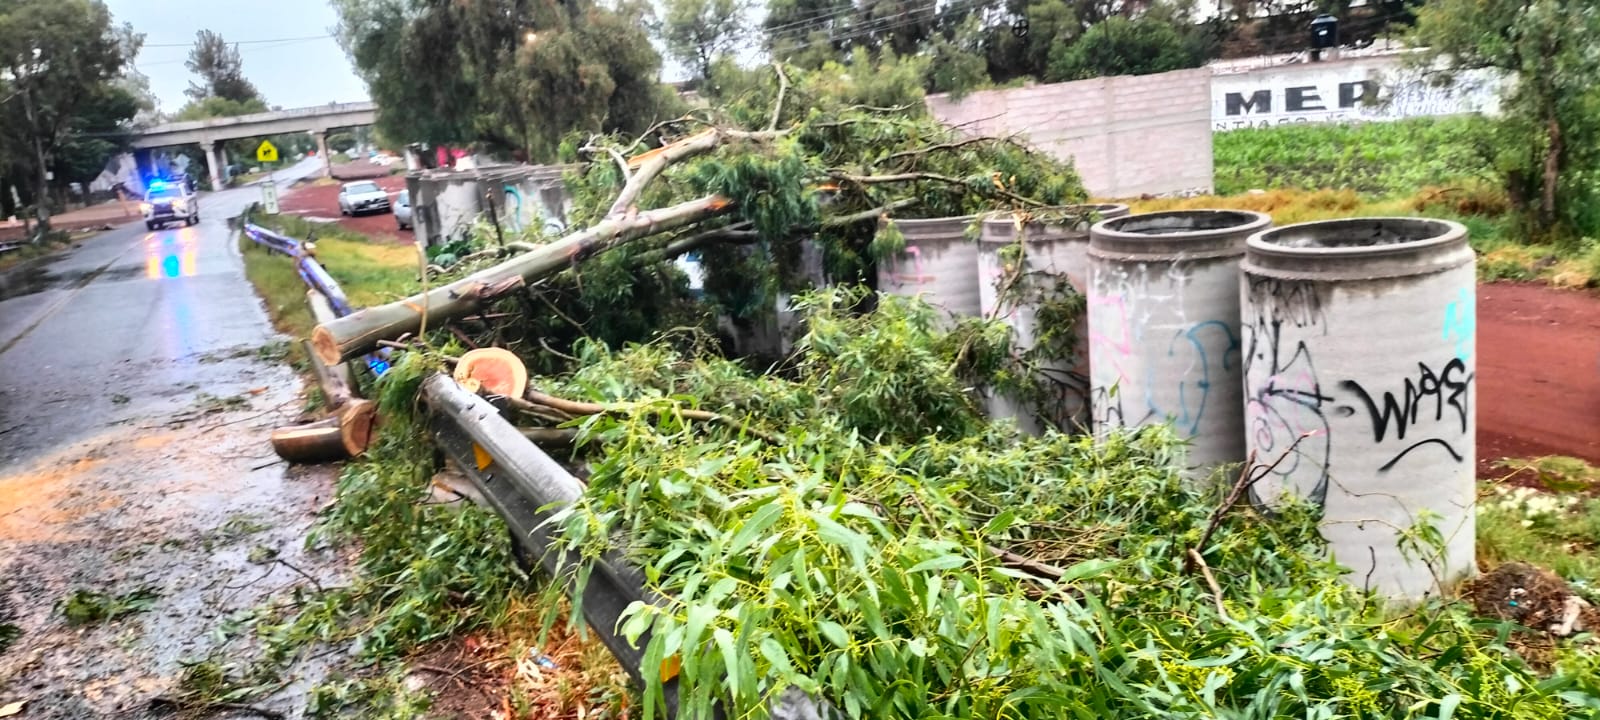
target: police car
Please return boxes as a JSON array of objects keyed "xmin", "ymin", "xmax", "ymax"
[{"xmin": 142, "ymin": 179, "xmax": 199, "ymax": 230}]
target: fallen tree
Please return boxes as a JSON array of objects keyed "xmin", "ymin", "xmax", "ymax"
[{"xmin": 310, "ymin": 64, "xmax": 1087, "ymax": 365}]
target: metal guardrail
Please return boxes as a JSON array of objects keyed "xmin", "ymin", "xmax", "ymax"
[
  {"xmin": 421, "ymin": 373, "xmax": 840, "ymax": 720},
  {"xmin": 241, "ymin": 221, "xmax": 387, "ymax": 374},
  {"xmin": 420, "ymin": 374, "xmax": 685, "ymax": 713}
]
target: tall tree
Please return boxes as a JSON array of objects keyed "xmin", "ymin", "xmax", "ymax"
[
  {"xmin": 1411, "ymin": 0, "xmax": 1600, "ymax": 231},
  {"xmin": 661, "ymin": 0, "xmax": 750, "ymax": 81},
  {"xmin": 0, "ymin": 0, "xmax": 129, "ymax": 236},
  {"xmin": 184, "ymin": 29, "xmax": 261, "ymax": 104},
  {"xmin": 333, "ymin": 0, "xmax": 679, "ymax": 162}
]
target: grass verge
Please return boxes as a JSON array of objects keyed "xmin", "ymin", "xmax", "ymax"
[
  {"xmin": 1202, "ymin": 118, "xmax": 1600, "ymax": 289},
  {"xmin": 1478, "ymin": 457, "xmax": 1600, "ymax": 588},
  {"xmin": 237, "ymin": 213, "xmax": 420, "ymax": 339}
]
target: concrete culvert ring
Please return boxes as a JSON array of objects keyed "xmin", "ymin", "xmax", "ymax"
[{"xmin": 1245, "ymin": 217, "xmax": 1471, "ymax": 280}]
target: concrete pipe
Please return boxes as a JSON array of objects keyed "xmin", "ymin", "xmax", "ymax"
[
  {"xmin": 1087, "ymin": 209, "xmax": 1272, "ymax": 477},
  {"xmin": 978, "ymin": 204, "xmax": 1130, "ymax": 433},
  {"xmin": 876, "ymin": 216, "xmax": 981, "ymax": 322},
  {"xmin": 1240, "ymin": 217, "xmax": 1475, "ymax": 601}
]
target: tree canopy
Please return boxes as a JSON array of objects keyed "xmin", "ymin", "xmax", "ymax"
[
  {"xmin": 1411, "ymin": 0, "xmax": 1600, "ymax": 234},
  {"xmin": 184, "ymin": 29, "xmax": 262, "ymax": 104},
  {"xmin": 0, "ymin": 0, "xmax": 138, "ymax": 231},
  {"xmin": 333, "ymin": 0, "xmax": 682, "ymax": 162}
]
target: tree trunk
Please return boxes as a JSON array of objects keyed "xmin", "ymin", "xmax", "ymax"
[
  {"xmin": 1541, "ymin": 112, "xmax": 1562, "ymax": 228},
  {"xmin": 338, "ymin": 398, "xmax": 378, "ymax": 457},
  {"xmin": 21, "ymin": 88, "xmax": 50, "ymax": 238},
  {"xmin": 269, "ymin": 398, "xmax": 376, "ymax": 464},
  {"xmin": 270, "ymin": 419, "xmax": 347, "ymax": 463},
  {"xmin": 311, "ymin": 194, "xmax": 732, "ymax": 365},
  {"xmin": 305, "ymin": 292, "xmax": 357, "ymax": 408}
]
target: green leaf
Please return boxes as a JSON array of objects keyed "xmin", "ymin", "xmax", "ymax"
[
  {"xmin": 1058, "ymin": 558, "xmax": 1119, "ymax": 582},
  {"xmin": 713, "ymin": 627, "xmax": 741, "ymax": 698},
  {"xmin": 685, "ymin": 604, "xmax": 716, "ymax": 655},
  {"xmin": 1436, "ymin": 694, "xmax": 1461, "ymax": 720},
  {"xmin": 907, "ymin": 554, "xmax": 966, "ymax": 574},
  {"xmin": 818, "ymin": 620, "xmax": 851, "ymax": 649},
  {"xmin": 728, "ymin": 502, "xmax": 784, "ymax": 555},
  {"xmin": 760, "ymin": 637, "xmax": 795, "ymax": 676}
]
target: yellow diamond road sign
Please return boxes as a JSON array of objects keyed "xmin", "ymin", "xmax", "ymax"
[{"xmin": 256, "ymin": 140, "xmax": 279, "ymax": 163}]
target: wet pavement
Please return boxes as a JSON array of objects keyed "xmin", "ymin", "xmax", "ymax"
[{"xmin": 0, "ymin": 158, "xmax": 345, "ymax": 718}]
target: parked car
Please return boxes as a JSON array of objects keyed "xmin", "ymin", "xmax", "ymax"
[
  {"xmin": 337, "ymin": 181, "xmax": 391, "ymax": 216},
  {"xmin": 141, "ymin": 180, "xmax": 199, "ymax": 230},
  {"xmin": 394, "ymin": 190, "xmax": 413, "ymax": 230}
]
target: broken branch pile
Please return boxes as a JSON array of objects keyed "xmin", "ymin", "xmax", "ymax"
[{"xmin": 382, "ymin": 288, "xmax": 1600, "ymax": 719}]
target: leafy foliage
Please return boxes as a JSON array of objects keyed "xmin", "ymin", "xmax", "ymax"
[
  {"xmin": 0, "ymin": 0, "xmax": 135, "ymax": 227},
  {"xmin": 183, "ymin": 29, "xmax": 262, "ymax": 104},
  {"xmin": 1410, "ymin": 0, "xmax": 1600, "ymax": 234},
  {"xmin": 57, "ymin": 586, "xmax": 159, "ymax": 625},
  {"xmin": 530, "ymin": 290, "xmax": 1600, "ymax": 719},
  {"xmin": 332, "ymin": 0, "xmax": 682, "ymax": 162}
]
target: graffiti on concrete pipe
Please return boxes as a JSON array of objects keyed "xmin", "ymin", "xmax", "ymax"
[
  {"xmin": 1242, "ymin": 277, "xmax": 1333, "ymax": 507},
  {"xmin": 1338, "ymin": 357, "xmax": 1474, "ymax": 473},
  {"xmin": 1166, "ymin": 320, "xmax": 1239, "ymax": 437},
  {"xmin": 1443, "ymin": 287, "xmax": 1475, "ymax": 362},
  {"xmin": 1089, "ymin": 281, "xmax": 1238, "ymax": 437}
]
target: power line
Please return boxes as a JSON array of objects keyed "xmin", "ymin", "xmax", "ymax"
[{"xmin": 140, "ymin": 34, "xmax": 333, "ymax": 49}]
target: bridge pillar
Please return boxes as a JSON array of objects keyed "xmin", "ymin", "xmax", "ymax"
[
  {"xmin": 200, "ymin": 141, "xmax": 224, "ymax": 192},
  {"xmin": 315, "ymin": 131, "xmax": 331, "ymax": 179}
]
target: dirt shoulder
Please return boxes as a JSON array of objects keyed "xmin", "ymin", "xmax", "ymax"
[{"xmin": 1477, "ymin": 281, "xmax": 1600, "ymax": 476}]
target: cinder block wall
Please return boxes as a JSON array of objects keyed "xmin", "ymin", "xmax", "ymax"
[{"xmin": 926, "ymin": 67, "xmax": 1214, "ymax": 199}]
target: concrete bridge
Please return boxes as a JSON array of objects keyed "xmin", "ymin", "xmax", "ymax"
[{"xmin": 131, "ymin": 101, "xmax": 377, "ymax": 190}]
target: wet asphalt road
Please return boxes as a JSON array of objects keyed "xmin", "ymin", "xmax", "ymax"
[
  {"xmin": 0, "ymin": 157, "xmax": 345, "ymax": 718},
  {"xmin": 0, "ymin": 158, "xmax": 321, "ymax": 462}
]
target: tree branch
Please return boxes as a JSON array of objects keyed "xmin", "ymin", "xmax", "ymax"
[
  {"xmin": 523, "ymin": 388, "xmax": 782, "ymax": 444},
  {"xmin": 831, "ymin": 171, "xmax": 1046, "ymax": 208},
  {"xmin": 768, "ymin": 62, "xmax": 790, "ymax": 132}
]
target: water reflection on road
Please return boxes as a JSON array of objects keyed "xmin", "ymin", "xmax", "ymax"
[{"xmin": 143, "ymin": 229, "xmax": 200, "ymax": 280}]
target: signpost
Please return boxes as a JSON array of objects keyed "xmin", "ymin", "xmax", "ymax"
[
  {"xmin": 256, "ymin": 140, "xmax": 279, "ymax": 164},
  {"xmin": 260, "ymin": 181, "xmax": 280, "ymax": 215}
]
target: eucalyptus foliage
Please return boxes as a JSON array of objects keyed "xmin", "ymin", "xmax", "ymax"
[{"xmin": 532, "ymin": 288, "xmax": 1600, "ymax": 720}]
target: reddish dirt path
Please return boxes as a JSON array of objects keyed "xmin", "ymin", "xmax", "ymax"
[
  {"xmin": 1477, "ymin": 282, "xmax": 1600, "ymax": 477},
  {"xmin": 276, "ymin": 171, "xmax": 412, "ymax": 245}
]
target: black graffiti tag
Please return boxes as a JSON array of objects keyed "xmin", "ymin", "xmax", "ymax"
[{"xmin": 1339, "ymin": 358, "xmax": 1473, "ymax": 472}]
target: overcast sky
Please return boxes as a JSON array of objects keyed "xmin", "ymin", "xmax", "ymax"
[{"xmin": 104, "ymin": 0, "xmax": 370, "ymax": 113}]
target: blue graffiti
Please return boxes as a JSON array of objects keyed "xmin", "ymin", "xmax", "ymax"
[
  {"xmin": 1443, "ymin": 288, "xmax": 1475, "ymax": 362},
  {"xmin": 503, "ymin": 185, "xmax": 526, "ymax": 232},
  {"xmin": 1161, "ymin": 320, "xmax": 1240, "ymax": 437}
]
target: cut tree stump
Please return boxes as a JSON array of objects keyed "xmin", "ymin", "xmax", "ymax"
[
  {"xmin": 453, "ymin": 347, "xmax": 528, "ymax": 398},
  {"xmin": 338, "ymin": 399, "xmax": 377, "ymax": 457},
  {"xmin": 269, "ymin": 399, "xmax": 377, "ymax": 464},
  {"xmin": 270, "ymin": 419, "xmax": 346, "ymax": 463}
]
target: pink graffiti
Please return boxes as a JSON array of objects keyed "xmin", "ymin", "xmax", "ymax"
[{"xmin": 887, "ymin": 246, "xmax": 936, "ymax": 285}]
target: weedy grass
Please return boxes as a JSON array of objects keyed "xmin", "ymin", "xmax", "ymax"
[
  {"xmin": 58, "ymin": 587, "xmax": 160, "ymax": 626},
  {"xmin": 1199, "ymin": 119, "xmax": 1600, "ymax": 288},
  {"xmin": 1478, "ymin": 457, "xmax": 1600, "ymax": 587},
  {"xmin": 1212, "ymin": 116, "xmax": 1491, "ymax": 196},
  {"xmin": 236, "ymin": 214, "xmax": 420, "ymax": 340}
]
